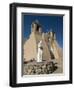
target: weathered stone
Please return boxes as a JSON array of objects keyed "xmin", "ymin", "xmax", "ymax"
[
  {"xmin": 23, "ymin": 20, "xmax": 63, "ymax": 64},
  {"xmin": 23, "ymin": 61, "xmax": 58, "ymax": 75}
]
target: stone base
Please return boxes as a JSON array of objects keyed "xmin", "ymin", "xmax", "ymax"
[{"xmin": 23, "ymin": 60, "xmax": 58, "ymax": 75}]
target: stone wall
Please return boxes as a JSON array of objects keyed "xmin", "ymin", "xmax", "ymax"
[{"xmin": 23, "ymin": 61, "xmax": 58, "ymax": 75}]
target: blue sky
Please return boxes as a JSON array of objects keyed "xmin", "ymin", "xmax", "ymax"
[{"xmin": 22, "ymin": 14, "xmax": 63, "ymax": 48}]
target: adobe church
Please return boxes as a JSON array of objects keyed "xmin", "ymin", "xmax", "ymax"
[{"xmin": 23, "ymin": 20, "xmax": 63, "ymax": 64}]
